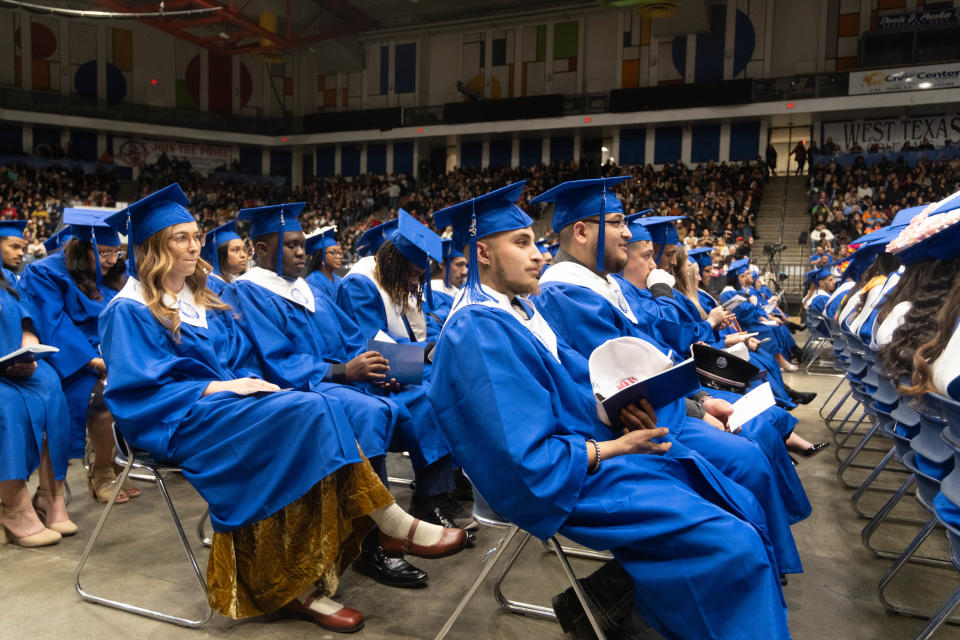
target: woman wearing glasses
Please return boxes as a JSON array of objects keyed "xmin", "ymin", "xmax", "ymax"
[
  {"xmin": 18, "ymin": 210, "xmax": 137, "ymax": 505},
  {"xmin": 201, "ymin": 220, "xmax": 249, "ymax": 295},
  {"xmin": 303, "ymin": 227, "xmax": 343, "ymax": 299}
]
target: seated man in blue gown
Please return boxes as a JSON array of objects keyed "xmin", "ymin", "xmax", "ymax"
[
  {"xmin": 428, "ymin": 182, "xmax": 792, "ymax": 640},
  {"xmin": 528, "ymin": 177, "xmax": 809, "ymax": 568},
  {"xmin": 803, "ymin": 266, "xmax": 836, "ymax": 337},
  {"xmin": 424, "ymin": 239, "xmax": 466, "ymax": 334},
  {"xmin": 337, "ymin": 211, "xmax": 466, "ymax": 529},
  {"xmin": 221, "ymin": 203, "xmax": 438, "ymax": 589}
]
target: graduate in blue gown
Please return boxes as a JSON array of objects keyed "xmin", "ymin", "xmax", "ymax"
[
  {"xmin": 200, "ymin": 220, "xmax": 247, "ymax": 295},
  {"xmin": 527, "ymin": 178, "xmax": 809, "ymax": 559},
  {"xmin": 98, "ymin": 183, "xmax": 466, "ymax": 627},
  {"xmin": 424, "ymin": 238, "xmax": 465, "ymax": 333},
  {"xmin": 0, "ymin": 220, "xmax": 28, "ymax": 284},
  {"xmin": 222, "ymin": 203, "xmax": 438, "ymax": 589},
  {"xmin": 803, "ymin": 267, "xmax": 836, "ymax": 337},
  {"xmin": 337, "ymin": 212, "xmax": 466, "ymax": 527},
  {"xmin": 303, "ymin": 227, "xmax": 343, "ymax": 299},
  {"xmin": 429, "ymin": 185, "xmax": 792, "ymax": 640},
  {"xmin": 0, "ymin": 269, "xmax": 74, "ymax": 546},
  {"xmin": 17, "ymin": 209, "xmax": 136, "ymax": 503}
]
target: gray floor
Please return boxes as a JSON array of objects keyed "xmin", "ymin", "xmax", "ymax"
[{"xmin": 3, "ymin": 370, "xmax": 960, "ymax": 640}]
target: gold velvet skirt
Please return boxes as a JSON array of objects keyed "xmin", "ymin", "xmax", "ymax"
[{"xmin": 206, "ymin": 459, "xmax": 394, "ymax": 619}]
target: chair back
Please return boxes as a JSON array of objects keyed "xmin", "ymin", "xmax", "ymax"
[{"xmin": 471, "ymin": 485, "xmax": 512, "ymax": 528}]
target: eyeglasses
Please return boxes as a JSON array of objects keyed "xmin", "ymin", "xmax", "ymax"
[
  {"xmin": 98, "ymin": 249, "xmax": 127, "ymax": 259},
  {"xmin": 326, "ymin": 250, "xmax": 343, "ymax": 257},
  {"xmin": 581, "ymin": 217, "xmax": 628, "ymax": 230},
  {"xmin": 170, "ymin": 232, "xmax": 206, "ymax": 248}
]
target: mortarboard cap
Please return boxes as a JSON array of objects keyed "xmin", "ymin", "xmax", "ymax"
[
  {"xmin": 727, "ymin": 257, "xmax": 750, "ymax": 276},
  {"xmin": 355, "ymin": 219, "xmax": 398, "ymax": 258},
  {"xmin": 441, "ymin": 238, "xmax": 465, "ymax": 287},
  {"xmin": 548, "ymin": 242, "xmax": 559, "ymax": 257},
  {"xmin": 624, "ymin": 209, "xmax": 654, "ymax": 243},
  {"xmin": 0, "ymin": 220, "xmax": 28, "ymax": 238},
  {"xmin": 43, "ymin": 227, "xmax": 74, "ymax": 254},
  {"xmin": 238, "ymin": 202, "xmax": 305, "ymax": 276},
  {"xmin": 201, "ymin": 220, "xmax": 242, "ymax": 276},
  {"xmin": 531, "ymin": 176, "xmax": 631, "ymax": 272},
  {"xmin": 433, "ymin": 181, "xmax": 532, "ymax": 302},
  {"xmin": 104, "ymin": 183, "xmax": 195, "ymax": 279},
  {"xmin": 65, "ymin": 208, "xmax": 121, "ymax": 286},
  {"xmin": 688, "ymin": 246, "xmax": 713, "ymax": 269},
  {"xmin": 387, "ymin": 209, "xmax": 442, "ymax": 270}
]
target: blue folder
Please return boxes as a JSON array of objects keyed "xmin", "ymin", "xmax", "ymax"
[{"xmin": 367, "ymin": 339, "xmax": 426, "ymax": 385}]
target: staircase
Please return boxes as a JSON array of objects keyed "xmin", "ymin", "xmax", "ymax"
[{"xmin": 754, "ymin": 176, "xmax": 811, "ymax": 265}]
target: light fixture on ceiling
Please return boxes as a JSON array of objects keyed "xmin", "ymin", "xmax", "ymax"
[{"xmin": 601, "ymin": 146, "xmax": 609, "ymax": 152}]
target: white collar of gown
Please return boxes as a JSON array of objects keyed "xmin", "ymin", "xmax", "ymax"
[
  {"xmin": 447, "ymin": 284, "xmax": 559, "ymax": 361},
  {"xmin": 538, "ymin": 260, "xmax": 639, "ymax": 325},
  {"xmin": 345, "ymin": 255, "xmax": 427, "ymax": 342},
  {"xmin": 236, "ymin": 266, "xmax": 315, "ymax": 313},
  {"xmin": 111, "ymin": 277, "xmax": 207, "ymax": 329}
]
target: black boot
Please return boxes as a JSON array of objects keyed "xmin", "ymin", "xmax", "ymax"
[{"xmin": 790, "ymin": 345, "xmax": 804, "ymax": 363}]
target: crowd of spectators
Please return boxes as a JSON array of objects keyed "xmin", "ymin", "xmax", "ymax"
[
  {"xmin": 806, "ymin": 154, "xmax": 960, "ymax": 261},
  {"xmin": 809, "ymin": 135, "xmax": 957, "ymax": 156}
]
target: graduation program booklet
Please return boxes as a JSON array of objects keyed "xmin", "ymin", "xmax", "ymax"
[
  {"xmin": 722, "ymin": 295, "xmax": 747, "ymax": 311},
  {"xmin": 0, "ymin": 344, "xmax": 58, "ymax": 367},
  {"xmin": 366, "ymin": 339, "xmax": 425, "ymax": 385},
  {"xmin": 599, "ymin": 358, "xmax": 700, "ymax": 427},
  {"xmin": 727, "ymin": 382, "xmax": 776, "ymax": 434}
]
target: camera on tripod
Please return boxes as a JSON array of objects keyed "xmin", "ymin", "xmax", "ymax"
[{"xmin": 763, "ymin": 243, "xmax": 787, "ymax": 256}]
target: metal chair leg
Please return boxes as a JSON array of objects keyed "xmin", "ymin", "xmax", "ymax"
[
  {"xmin": 824, "ymin": 389, "xmax": 854, "ymax": 428},
  {"xmin": 818, "ymin": 377, "xmax": 847, "ymax": 419},
  {"xmin": 851, "ymin": 448, "xmax": 926, "ymax": 521},
  {"xmin": 75, "ymin": 438, "xmax": 212, "ymax": 628},
  {"xmin": 830, "ymin": 402, "xmax": 864, "ymax": 439},
  {"xmin": 914, "ymin": 587, "xmax": 960, "ymax": 640},
  {"xmin": 433, "ymin": 526, "xmax": 521, "ymax": 640},
  {"xmin": 550, "ymin": 536, "xmax": 607, "ymax": 640},
  {"xmin": 834, "ymin": 413, "xmax": 869, "ymax": 453},
  {"xmin": 541, "ymin": 538, "xmax": 614, "ymax": 562},
  {"xmin": 862, "ymin": 476, "xmax": 917, "ymax": 556},
  {"xmin": 878, "ymin": 518, "xmax": 960, "ymax": 621},
  {"xmin": 493, "ymin": 532, "xmax": 557, "ymax": 620},
  {"xmin": 197, "ymin": 506, "xmax": 212, "ymax": 548}
]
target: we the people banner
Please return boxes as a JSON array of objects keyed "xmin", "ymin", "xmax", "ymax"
[
  {"xmin": 114, "ymin": 137, "xmax": 235, "ymax": 175},
  {"xmin": 849, "ymin": 63, "xmax": 960, "ymax": 95}
]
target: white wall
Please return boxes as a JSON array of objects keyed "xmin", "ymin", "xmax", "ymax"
[
  {"xmin": 583, "ymin": 11, "xmax": 618, "ymax": 94},
  {"xmin": 770, "ymin": 0, "xmax": 822, "ymax": 76},
  {"xmin": 131, "ymin": 23, "xmax": 175, "ymax": 108}
]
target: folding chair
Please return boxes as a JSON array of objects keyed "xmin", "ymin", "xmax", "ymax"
[
  {"xmin": 74, "ymin": 424, "xmax": 213, "ymax": 628},
  {"xmin": 435, "ymin": 487, "xmax": 611, "ymax": 640}
]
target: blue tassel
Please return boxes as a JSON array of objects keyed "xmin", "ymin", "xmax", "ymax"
[
  {"xmin": 596, "ymin": 184, "xmax": 606, "ymax": 272},
  {"xmin": 277, "ymin": 206, "xmax": 285, "ymax": 276},
  {"xmin": 211, "ymin": 231, "xmax": 220, "ymax": 275},
  {"xmin": 424, "ymin": 273, "xmax": 435, "ymax": 309},
  {"xmin": 464, "ymin": 202, "xmax": 492, "ymax": 303},
  {"xmin": 127, "ymin": 214, "xmax": 136, "ymax": 279},
  {"xmin": 90, "ymin": 227, "xmax": 102, "ymax": 289}
]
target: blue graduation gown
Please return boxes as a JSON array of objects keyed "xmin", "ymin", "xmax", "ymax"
[
  {"xmin": 99, "ymin": 281, "xmax": 364, "ymax": 532},
  {"xmin": 337, "ymin": 270, "xmax": 451, "ymax": 469},
  {"xmin": 720, "ymin": 287, "xmax": 793, "ymax": 359},
  {"xmin": 535, "ymin": 278, "xmax": 810, "ymax": 546},
  {"xmin": 805, "ymin": 292, "xmax": 830, "ymax": 336},
  {"xmin": 0, "ymin": 287, "xmax": 70, "ymax": 482},
  {"xmin": 306, "ymin": 270, "xmax": 342, "ymax": 300},
  {"xmin": 18, "ymin": 252, "xmax": 105, "ymax": 457},
  {"xmin": 206, "ymin": 273, "xmax": 227, "ymax": 295},
  {"xmin": 423, "ymin": 289, "xmax": 455, "ymax": 341},
  {"xmin": 221, "ymin": 273, "xmax": 399, "ymax": 459},
  {"xmin": 429, "ymin": 300, "xmax": 791, "ymax": 640}
]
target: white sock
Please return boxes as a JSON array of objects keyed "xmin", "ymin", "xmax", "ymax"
[
  {"xmin": 370, "ymin": 503, "xmax": 443, "ymax": 546},
  {"xmin": 296, "ymin": 588, "xmax": 344, "ymax": 615}
]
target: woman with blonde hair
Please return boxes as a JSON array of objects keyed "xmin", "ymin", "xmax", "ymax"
[{"xmin": 99, "ymin": 184, "xmax": 465, "ymax": 633}]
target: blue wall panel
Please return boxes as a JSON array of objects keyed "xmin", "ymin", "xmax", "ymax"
[
  {"xmin": 341, "ymin": 145, "xmax": 361, "ymax": 176},
  {"xmin": 367, "ymin": 143, "xmax": 387, "ymax": 175},
  {"xmin": 69, "ymin": 129, "xmax": 97, "ymax": 161},
  {"xmin": 489, "ymin": 139, "xmax": 512, "ymax": 168},
  {"xmin": 240, "ymin": 146, "xmax": 263, "ymax": 175},
  {"xmin": 270, "ymin": 148, "xmax": 292, "ymax": 177},
  {"xmin": 0, "ymin": 123, "xmax": 21, "ymax": 154},
  {"xmin": 519, "ymin": 138, "xmax": 542, "ymax": 167},
  {"xmin": 393, "ymin": 142, "xmax": 414, "ymax": 174},
  {"xmin": 729, "ymin": 121, "xmax": 760, "ymax": 161},
  {"xmin": 550, "ymin": 135, "xmax": 574, "ymax": 163},
  {"xmin": 654, "ymin": 126, "xmax": 682, "ymax": 165},
  {"xmin": 691, "ymin": 124, "xmax": 721, "ymax": 163},
  {"xmin": 619, "ymin": 128, "xmax": 645, "ymax": 166},
  {"xmin": 395, "ymin": 43, "xmax": 416, "ymax": 94},
  {"xmin": 461, "ymin": 141, "xmax": 482, "ymax": 168}
]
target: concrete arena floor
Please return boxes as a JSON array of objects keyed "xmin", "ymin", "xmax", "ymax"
[{"xmin": 2, "ymin": 367, "xmax": 960, "ymax": 639}]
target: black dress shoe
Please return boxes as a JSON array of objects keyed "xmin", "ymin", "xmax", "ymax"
[
  {"xmin": 410, "ymin": 494, "xmax": 478, "ymax": 546},
  {"xmin": 353, "ymin": 547, "xmax": 429, "ymax": 588},
  {"xmin": 801, "ymin": 442, "xmax": 830, "ymax": 457},
  {"xmin": 790, "ymin": 455, "xmax": 799, "ymax": 466},
  {"xmin": 780, "ymin": 574, "xmax": 789, "ymax": 586},
  {"xmin": 786, "ymin": 389, "xmax": 817, "ymax": 405},
  {"xmin": 450, "ymin": 468, "xmax": 474, "ymax": 503}
]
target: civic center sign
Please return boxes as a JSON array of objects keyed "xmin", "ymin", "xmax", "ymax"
[{"xmin": 849, "ymin": 63, "xmax": 960, "ymax": 95}]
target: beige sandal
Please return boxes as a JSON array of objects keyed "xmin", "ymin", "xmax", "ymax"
[
  {"xmin": 33, "ymin": 487, "xmax": 78, "ymax": 536},
  {"xmin": 87, "ymin": 467, "xmax": 129, "ymax": 504},
  {"xmin": 0, "ymin": 503, "xmax": 61, "ymax": 547}
]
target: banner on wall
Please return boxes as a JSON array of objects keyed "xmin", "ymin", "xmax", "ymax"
[
  {"xmin": 114, "ymin": 137, "xmax": 235, "ymax": 175},
  {"xmin": 876, "ymin": 8, "xmax": 959, "ymax": 30},
  {"xmin": 849, "ymin": 62, "xmax": 960, "ymax": 95},
  {"xmin": 822, "ymin": 113, "xmax": 960, "ymax": 151}
]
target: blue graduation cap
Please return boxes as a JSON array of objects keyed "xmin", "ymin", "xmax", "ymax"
[
  {"xmin": 925, "ymin": 189, "xmax": 960, "ymax": 216},
  {"xmin": 803, "ymin": 268, "xmax": 818, "ymax": 287},
  {"xmin": 535, "ymin": 239, "xmax": 551, "ymax": 254},
  {"xmin": 530, "ymin": 176, "xmax": 631, "ymax": 272},
  {"xmin": 727, "ymin": 257, "xmax": 750, "ymax": 277},
  {"xmin": 105, "ymin": 183, "xmax": 195, "ymax": 279},
  {"xmin": 891, "ymin": 205, "xmax": 925, "ymax": 227},
  {"xmin": 43, "ymin": 227, "xmax": 73, "ymax": 254},
  {"xmin": 238, "ymin": 202, "xmax": 306, "ymax": 276},
  {"xmin": 548, "ymin": 242, "xmax": 559, "ymax": 257},
  {"xmin": 433, "ymin": 181, "xmax": 533, "ymax": 302},
  {"xmin": 64, "ymin": 208, "xmax": 122, "ymax": 287},
  {"xmin": 0, "ymin": 220, "xmax": 27, "ymax": 238},
  {"xmin": 624, "ymin": 209, "xmax": 654, "ymax": 244},
  {"xmin": 901, "ymin": 208, "xmax": 960, "ymax": 263},
  {"xmin": 440, "ymin": 238, "xmax": 465, "ymax": 288},
  {"xmin": 201, "ymin": 220, "xmax": 242, "ymax": 276},
  {"xmin": 355, "ymin": 219, "xmax": 398, "ymax": 258},
  {"xmin": 388, "ymin": 209, "xmax": 443, "ymax": 270},
  {"xmin": 305, "ymin": 227, "xmax": 339, "ymax": 266},
  {"xmin": 688, "ymin": 246, "xmax": 713, "ymax": 269},
  {"xmin": 632, "ymin": 215, "xmax": 685, "ymax": 263},
  {"xmin": 814, "ymin": 266, "xmax": 833, "ymax": 283}
]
